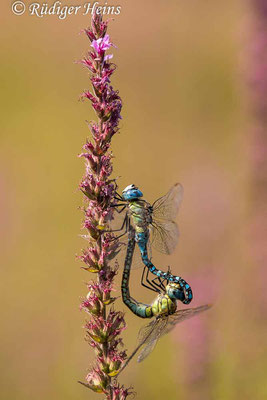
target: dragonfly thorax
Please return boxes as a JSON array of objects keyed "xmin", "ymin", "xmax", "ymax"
[
  {"xmin": 128, "ymin": 201, "xmax": 152, "ymax": 233},
  {"xmin": 151, "ymin": 293, "xmax": 177, "ymax": 317}
]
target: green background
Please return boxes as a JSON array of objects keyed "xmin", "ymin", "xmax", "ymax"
[{"xmin": 1, "ymin": 1, "xmax": 266, "ymax": 399}]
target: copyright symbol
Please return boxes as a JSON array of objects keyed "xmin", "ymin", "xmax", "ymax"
[{"xmin": 12, "ymin": 1, "xmax": 26, "ymax": 15}]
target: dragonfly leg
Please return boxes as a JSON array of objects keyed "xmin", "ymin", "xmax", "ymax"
[
  {"xmin": 151, "ymin": 275, "xmax": 166, "ymax": 292},
  {"xmin": 114, "ymin": 216, "xmax": 130, "ymax": 240},
  {"xmin": 147, "ymin": 267, "xmax": 168, "ymax": 293},
  {"xmin": 145, "ymin": 268, "xmax": 163, "ymax": 293},
  {"xmin": 140, "ymin": 267, "xmax": 160, "ymax": 294},
  {"xmin": 110, "ymin": 204, "xmax": 127, "ymax": 214},
  {"xmin": 104, "ymin": 214, "xmax": 128, "ymax": 236},
  {"xmin": 115, "ymin": 191, "xmax": 124, "ymax": 201}
]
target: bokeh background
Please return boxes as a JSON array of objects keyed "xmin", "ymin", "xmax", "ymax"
[{"xmin": 1, "ymin": 0, "xmax": 266, "ymax": 399}]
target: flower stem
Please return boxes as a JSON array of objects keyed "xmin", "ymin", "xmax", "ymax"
[{"xmin": 77, "ymin": 12, "xmax": 132, "ymax": 400}]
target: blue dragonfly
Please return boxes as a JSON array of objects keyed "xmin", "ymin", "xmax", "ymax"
[
  {"xmin": 119, "ymin": 228, "xmax": 211, "ymax": 372},
  {"xmin": 112, "ymin": 183, "xmax": 193, "ymax": 304}
]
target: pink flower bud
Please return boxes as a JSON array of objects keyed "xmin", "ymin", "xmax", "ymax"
[{"xmin": 85, "ymin": 368, "xmax": 108, "ymax": 392}]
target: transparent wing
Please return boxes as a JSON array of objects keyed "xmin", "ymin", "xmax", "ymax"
[
  {"xmin": 136, "ymin": 319, "xmax": 157, "ymax": 344},
  {"xmin": 164, "ymin": 304, "xmax": 212, "ymax": 335},
  {"xmin": 118, "ymin": 318, "xmax": 159, "ymax": 373},
  {"xmin": 149, "ymin": 183, "xmax": 183, "ymax": 255},
  {"xmin": 150, "ymin": 220, "xmax": 179, "ymax": 255},
  {"xmin": 109, "ymin": 206, "xmax": 128, "ymax": 231},
  {"xmin": 122, "ymin": 305, "xmax": 212, "ymax": 372},
  {"xmin": 152, "ymin": 183, "xmax": 184, "ymax": 221},
  {"xmin": 137, "ymin": 317, "xmax": 168, "ymax": 363}
]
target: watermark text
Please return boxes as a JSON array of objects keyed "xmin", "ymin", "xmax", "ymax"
[{"xmin": 12, "ymin": 1, "xmax": 122, "ymax": 19}]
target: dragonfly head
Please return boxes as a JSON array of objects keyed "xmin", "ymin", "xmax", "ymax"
[
  {"xmin": 166, "ymin": 282, "xmax": 185, "ymax": 302},
  {"xmin": 122, "ymin": 184, "xmax": 143, "ymax": 201}
]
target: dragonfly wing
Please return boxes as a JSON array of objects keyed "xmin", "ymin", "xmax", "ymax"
[
  {"xmin": 118, "ymin": 319, "xmax": 158, "ymax": 372},
  {"xmin": 137, "ymin": 338, "xmax": 158, "ymax": 363},
  {"xmin": 149, "ymin": 183, "xmax": 183, "ymax": 255},
  {"xmin": 137, "ymin": 319, "xmax": 157, "ymax": 343},
  {"xmin": 152, "ymin": 183, "xmax": 184, "ymax": 221},
  {"xmin": 109, "ymin": 206, "xmax": 128, "ymax": 231},
  {"xmin": 137, "ymin": 317, "xmax": 168, "ymax": 363},
  {"xmin": 131, "ymin": 246, "xmax": 146, "ymax": 270},
  {"xmin": 164, "ymin": 304, "xmax": 212, "ymax": 335},
  {"xmin": 150, "ymin": 220, "xmax": 179, "ymax": 255}
]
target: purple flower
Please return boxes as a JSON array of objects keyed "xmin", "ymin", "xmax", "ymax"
[
  {"xmin": 104, "ymin": 54, "xmax": 114, "ymax": 62},
  {"xmin": 91, "ymin": 34, "xmax": 114, "ymax": 54},
  {"xmin": 109, "ymin": 383, "xmax": 134, "ymax": 400}
]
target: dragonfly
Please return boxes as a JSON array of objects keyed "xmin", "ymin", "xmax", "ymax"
[
  {"xmin": 120, "ymin": 228, "xmax": 211, "ymax": 372},
  {"xmin": 112, "ymin": 183, "xmax": 192, "ymax": 304}
]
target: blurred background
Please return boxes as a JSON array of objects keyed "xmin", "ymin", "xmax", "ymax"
[{"xmin": 1, "ymin": 0, "xmax": 266, "ymax": 399}]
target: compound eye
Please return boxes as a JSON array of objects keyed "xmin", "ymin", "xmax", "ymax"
[{"xmin": 123, "ymin": 184, "xmax": 134, "ymax": 193}]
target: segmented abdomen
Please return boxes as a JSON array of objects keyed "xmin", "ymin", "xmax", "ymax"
[
  {"xmin": 121, "ymin": 231, "xmax": 153, "ymax": 318},
  {"xmin": 135, "ymin": 231, "xmax": 193, "ymax": 304}
]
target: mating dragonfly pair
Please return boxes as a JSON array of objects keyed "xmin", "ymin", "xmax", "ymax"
[{"xmin": 110, "ymin": 183, "xmax": 211, "ymax": 368}]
